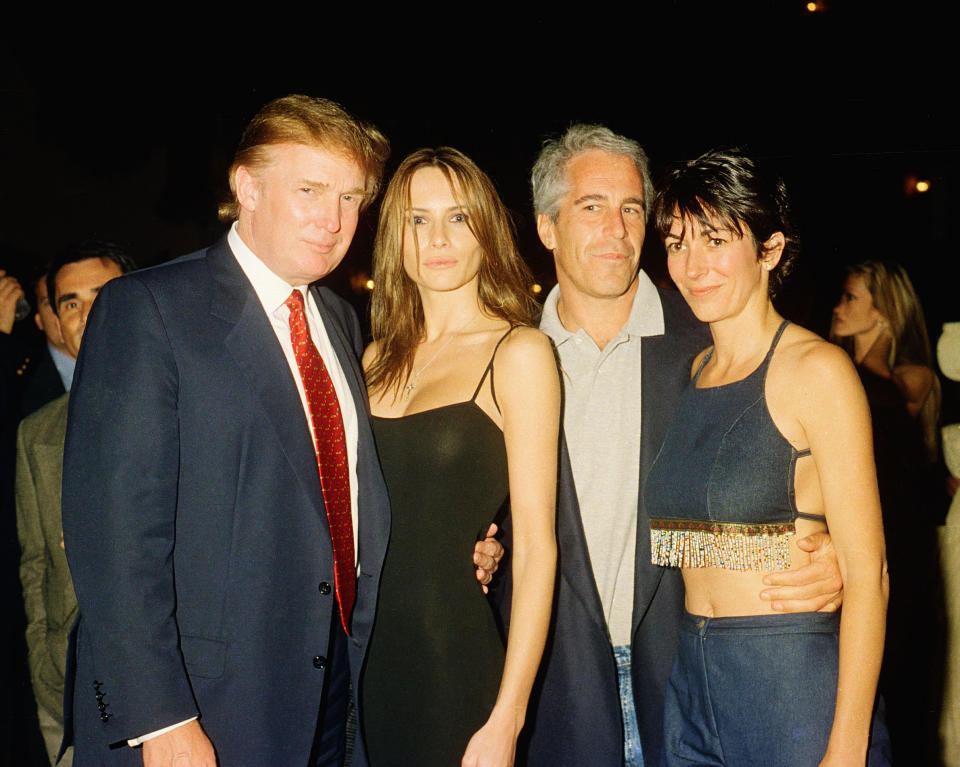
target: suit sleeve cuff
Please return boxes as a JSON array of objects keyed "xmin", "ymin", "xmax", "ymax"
[{"xmin": 127, "ymin": 716, "xmax": 198, "ymax": 746}]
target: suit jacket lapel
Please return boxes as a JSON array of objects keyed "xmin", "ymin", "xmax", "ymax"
[
  {"xmin": 311, "ymin": 287, "xmax": 367, "ymax": 420},
  {"xmin": 207, "ymin": 237, "xmax": 325, "ymax": 514},
  {"xmin": 633, "ymin": 329, "xmax": 671, "ymax": 634},
  {"xmin": 557, "ymin": 435, "xmax": 610, "ymax": 635}
]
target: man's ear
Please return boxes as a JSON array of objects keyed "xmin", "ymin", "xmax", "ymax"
[
  {"xmin": 760, "ymin": 231, "xmax": 786, "ymax": 271},
  {"xmin": 536, "ymin": 213, "xmax": 557, "ymax": 252},
  {"xmin": 234, "ymin": 165, "xmax": 261, "ymax": 213}
]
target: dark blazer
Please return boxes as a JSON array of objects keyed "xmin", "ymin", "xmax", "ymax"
[
  {"xmin": 519, "ymin": 288, "xmax": 709, "ymax": 767},
  {"xmin": 61, "ymin": 236, "xmax": 390, "ymax": 767}
]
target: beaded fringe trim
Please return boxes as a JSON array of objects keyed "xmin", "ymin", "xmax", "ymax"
[{"xmin": 650, "ymin": 518, "xmax": 795, "ymax": 571}]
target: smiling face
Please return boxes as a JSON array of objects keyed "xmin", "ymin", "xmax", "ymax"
[
  {"xmin": 235, "ymin": 142, "xmax": 367, "ymax": 285},
  {"xmin": 537, "ymin": 149, "xmax": 647, "ymax": 303},
  {"xmin": 401, "ymin": 166, "xmax": 484, "ymax": 296},
  {"xmin": 664, "ymin": 212, "xmax": 783, "ymax": 324},
  {"xmin": 832, "ymin": 273, "xmax": 881, "ymax": 337}
]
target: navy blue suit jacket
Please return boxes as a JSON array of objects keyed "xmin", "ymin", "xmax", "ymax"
[
  {"xmin": 61, "ymin": 236, "xmax": 389, "ymax": 767},
  {"xmin": 519, "ymin": 288, "xmax": 709, "ymax": 767}
]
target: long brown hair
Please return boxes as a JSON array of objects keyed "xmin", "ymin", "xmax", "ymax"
[{"xmin": 366, "ymin": 147, "xmax": 538, "ymax": 398}]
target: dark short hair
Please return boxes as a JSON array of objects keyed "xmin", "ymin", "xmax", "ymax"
[
  {"xmin": 47, "ymin": 240, "xmax": 136, "ymax": 314},
  {"xmin": 653, "ymin": 148, "xmax": 798, "ymax": 297}
]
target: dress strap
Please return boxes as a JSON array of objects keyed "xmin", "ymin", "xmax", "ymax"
[
  {"xmin": 766, "ymin": 320, "xmax": 791, "ymax": 359},
  {"xmin": 692, "ymin": 348, "xmax": 714, "ymax": 383},
  {"xmin": 470, "ymin": 326, "xmax": 521, "ymax": 412}
]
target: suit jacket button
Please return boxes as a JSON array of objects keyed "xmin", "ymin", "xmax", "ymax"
[
  {"xmin": 318, "ymin": 582, "xmax": 331, "ymax": 595},
  {"xmin": 312, "ymin": 655, "xmax": 326, "ymax": 670},
  {"xmin": 98, "ymin": 703, "xmax": 106, "ymax": 711},
  {"xmin": 100, "ymin": 712, "xmax": 112, "ymax": 722}
]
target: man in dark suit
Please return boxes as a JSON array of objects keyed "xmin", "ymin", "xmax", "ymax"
[
  {"xmin": 61, "ymin": 95, "xmax": 393, "ymax": 767},
  {"xmin": 520, "ymin": 125, "xmax": 843, "ymax": 767}
]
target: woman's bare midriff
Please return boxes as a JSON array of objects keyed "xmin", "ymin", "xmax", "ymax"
[{"xmin": 681, "ymin": 517, "xmax": 828, "ymax": 617}]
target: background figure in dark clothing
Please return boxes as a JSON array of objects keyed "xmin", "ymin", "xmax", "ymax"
[
  {"xmin": 19, "ymin": 269, "xmax": 74, "ymax": 418},
  {"xmin": 1, "ymin": 266, "xmax": 51, "ymax": 766},
  {"xmin": 832, "ymin": 259, "xmax": 946, "ymax": 764}
]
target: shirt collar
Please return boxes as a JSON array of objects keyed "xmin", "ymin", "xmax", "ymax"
[
  {"xmin": 49, "ymin": 343, "xmax": 76, "ymax": 391},
  {"xmin": 227, "ymin": 222, "xmax": 307, "ymax": 313},
  {"xmin": 540, "ymin": 269, "xmax": 665, "ymax": 347}
]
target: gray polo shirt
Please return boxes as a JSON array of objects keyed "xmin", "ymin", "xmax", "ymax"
[{"xmin": 540, "ymin": 271, "xmax": 664, "ymax": 646}]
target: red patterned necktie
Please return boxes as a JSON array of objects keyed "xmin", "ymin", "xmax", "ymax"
[{"xmin": 285, "ymin": 289, "xmax": 355, "ymax": 634}]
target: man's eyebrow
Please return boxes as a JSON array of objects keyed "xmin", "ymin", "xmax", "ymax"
[
  {"xmin": 56, "ymin": 292, "xmax": 77, "ymax": 307},
  {"xmin": 300, "ymin": 178, "xmax": 367, "ymax": 198},
  {"xmin": 622, "ymin": 197, "xmax": 645, "ymax": 207},
  {"xmin": 572, "ymin": 193, "xmax": 607, "ymax": 206}
]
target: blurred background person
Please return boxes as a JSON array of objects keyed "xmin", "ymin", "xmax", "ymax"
[
  {"xmin": 937, "ymin": 321, "xmax": 960, "ymax": 766},
  {"xmin": 361, "ymin": 147, "xmax": 558, "ymax": 767},
  {"xmin": 832, "ymin": 259, "xmax": 946, "ymax": 763},
  {"xmin": 18, "ymin": 268, "xmax": 75, "ymax": 419},
  {"xmin": 16, "ymin": 241, "xmax": 132, "ymax": 766}
]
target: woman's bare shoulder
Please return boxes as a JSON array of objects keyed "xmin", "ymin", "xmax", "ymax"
[
  {"xmin": 361, "ymin": 340, "xmax": 380, "ymax": 372},
  {"xmin": 774, "ymin": 325, "xmax": 863, "ymax": 404},
  {"xmin": 494, "ymin": 326, "xmax": 558, "ymax": 378}
]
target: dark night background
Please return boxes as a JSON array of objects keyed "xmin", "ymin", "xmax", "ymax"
[
  {"xmin": 2, "ymin": 5, "xmax": 957, "ymax": 341},
  {"xmin": 1, "ymin": 3, "xmax": 958, "ymax": 763}
]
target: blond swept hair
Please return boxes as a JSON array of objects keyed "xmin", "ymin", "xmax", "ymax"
[
  {"xmin": 366, "ymin": 147, "xmax": 539, "ymax": 399},
  {"xmin": 839, "ymin": 260, "xmax": 942, "ymax": 460},
  {"xmin": 218, "ymin": 94, "xmax": 390, "ymax": 221}
]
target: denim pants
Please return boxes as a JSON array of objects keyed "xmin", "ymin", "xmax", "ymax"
[
  {"xmin": 663, "ymin": 610, "xmax": 889, "ymax": 767},
  {"xmin": 614, "ymin": 645, "xmax": 644, "ymax": 767}
]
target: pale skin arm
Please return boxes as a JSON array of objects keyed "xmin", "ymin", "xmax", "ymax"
[
  {"xmin": 462, "ymin": 328, "xmax": 559, "ymax": 767},
  {"xmin": 793, "ymin": 344, "xmax": 888, "ymax": 766},
  {"xmin": 361, "ymin": 343, "xmax": 504, "ymax": 590}
]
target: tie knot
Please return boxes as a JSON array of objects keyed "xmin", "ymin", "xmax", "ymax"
[{"xmin": 285, "ymin": 289, "xmax": 306, "ymax": 314}]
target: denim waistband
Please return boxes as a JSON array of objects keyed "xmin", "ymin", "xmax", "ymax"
[{"xmin": 681, "ymin": 609, "xmax": 840, "ymax": 637}]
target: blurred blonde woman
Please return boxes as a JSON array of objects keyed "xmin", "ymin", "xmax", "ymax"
[
  {"xmin": 832, "ymin": 259, "xmax": 944, "ymax": 762},
  {"xmin": 360, "ymin": 147, "xmax": 559, "ymax": 767},
  {"xmin": 832, "ymin": 260, "xmax": 941, "ymax": 461}
]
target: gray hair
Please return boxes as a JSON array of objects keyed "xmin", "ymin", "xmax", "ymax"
[{"xmin": 531, "ymin": 124, "xmax": 654, "ymax": 221}]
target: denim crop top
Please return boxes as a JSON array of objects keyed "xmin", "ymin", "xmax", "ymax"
[{"xmin": 645, "ymin": 321, "xmax": 822, "ymax": 571}]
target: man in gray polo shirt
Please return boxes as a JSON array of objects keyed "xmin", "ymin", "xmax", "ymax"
[{"xmin": 517, "ymin": 125, "xmax": 843, "ymax": 767}]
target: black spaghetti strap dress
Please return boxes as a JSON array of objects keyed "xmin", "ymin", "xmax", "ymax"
[{"xmin": 361, "ymin": 331, "xmax": 514, "ymax": 766}]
